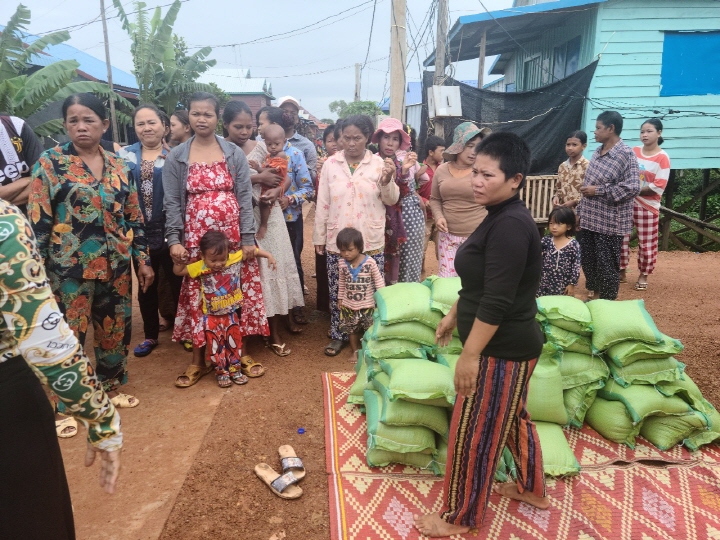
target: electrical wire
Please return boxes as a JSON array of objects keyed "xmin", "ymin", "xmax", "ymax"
[{"xmin": 361, "ymin": 0, "xmax": 379, "ymax": 71}]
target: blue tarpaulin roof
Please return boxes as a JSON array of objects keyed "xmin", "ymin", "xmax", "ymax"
[{"xmin": 423, "ymin": 0, "xmax": 606, "ymax": 66}]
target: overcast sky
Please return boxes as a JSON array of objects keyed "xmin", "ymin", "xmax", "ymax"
[{"xmin": 11, "ymin": 0, "xmax": 513, "ymax": 118}]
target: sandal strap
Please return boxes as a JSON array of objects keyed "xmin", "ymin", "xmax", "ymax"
[
  {"xmin": 281, "ymin": 457, "xmax": 304, "ymax": 472},
  {"xmin": 270, "ymin": 471, "xmax": 299, "ymax": 493}
]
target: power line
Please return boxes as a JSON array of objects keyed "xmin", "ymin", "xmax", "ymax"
[{"xmin": 361, "ymin": 0, "xmax": 379, "ymax": 71}]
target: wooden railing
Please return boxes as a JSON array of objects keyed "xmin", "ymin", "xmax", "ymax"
[{"xmin": 519, "ymin": 175, "xmax": 556, "ymax": 225}]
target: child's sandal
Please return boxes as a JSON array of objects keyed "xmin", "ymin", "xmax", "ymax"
[
  {"xmin": 231, "ymin": 372, "xmax": 249, "ymax": 385},
  {"xmin": 216, "ymin": 374, "xmax": 232, "ymax": 388}
]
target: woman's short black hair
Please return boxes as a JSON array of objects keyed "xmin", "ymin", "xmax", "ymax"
[
  {"xmin": 199, "ymin": 230, "xmax": 230, "ymax": 255},
  {"xmin": 475, "ymin": 132, "xmax": 531, "ymax": 190},
  {"xmin": 341, "ymin": 115, "xmax": 374, "ymax": 140},
  {"xmin": 336, "ymin": 227, "xmax": 364, "ymax": 253},
  {"xmin": 597, "ymin": 110, "xmax": 624, "ymax": 136},
  {"xmin": 222, "ymin": 100, "xmax": 252, "ymax": 126},
  {"xmin": 132, "ymin": 103, "xmax": 163, "ymax": 125},
  {"xmin": 548, "ymin": 206, "xmax": 577, "ymax": 236},
  {"xmin": 62, "ymin": 93, "xmax": 107, "ymax": 121},
  {"xmin": 567, "ymin": 130, "xmax": 587, "ymax": 145},
  {"xmin": 333, "ymin": 119, "xmax": 345, "ymax": 141},
  {"xmin": 323, "ymin": 124, "xmax": 336, "ymax": 143},
  {"xmin": 188, "ymin": 91, "xmax": 220, "ymax": 117},
  {"xmin": 256, "ymin": 106, "xmax": 294, "ymax": 130},
  {"xmin": 642, "ymin": 118, "xmax": 664, "ymax": 145}
]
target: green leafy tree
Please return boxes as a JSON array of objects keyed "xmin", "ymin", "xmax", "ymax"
[
  {"xmin": 0, "ymin": 4, "xmax": 132, "ymax": 137},
  {"xmin": 173, "ymin": 36, "xmax": 229, "ymax": 110},
  {"xmin": 113, "ymin": 0, "xmax": 217, "ymax": 113},
  {"xmin": 328, "ymin": 100, "xmax": 382, "ymax": 119}
]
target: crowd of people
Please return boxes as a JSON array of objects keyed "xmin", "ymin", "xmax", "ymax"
[{"xmin": 0, "ymin": 90, "xmax": 670, "ymax": 537}]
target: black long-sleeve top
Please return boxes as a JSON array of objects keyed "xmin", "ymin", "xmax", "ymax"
[{"xmin": 454, "ymin": 194, "xmax": 544, "ymax": 361}]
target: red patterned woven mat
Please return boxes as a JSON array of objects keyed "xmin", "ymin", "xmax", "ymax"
[{"xmin": 323, "ymin": 372, "xmax": 720, "ymax": 540}]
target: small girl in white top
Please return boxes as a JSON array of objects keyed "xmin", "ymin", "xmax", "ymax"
[{"xmin": 537, "ymin": 207, "xmax": 581, "ymax": 297}]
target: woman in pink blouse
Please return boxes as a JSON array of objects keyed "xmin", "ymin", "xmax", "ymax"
[{"xmin": 313, "ymin": 115, "xmax": 399, "ymax": 356}]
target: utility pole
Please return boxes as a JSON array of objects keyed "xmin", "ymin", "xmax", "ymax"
[
  {"xmin": 433, "ymin": 0, "xmax": 449, "ymax": 138},
  {"xmin": 354, "ymin": 63, "xmax": 361, "ymax": 101},
  {"xmin": 100, "ymin": 0, "xmax": 120, "ymax": 144},
  {"xmin": 389, "ymin": 0, "xmax": 407, "ymax": 121},
  {"xmin": 477, "ymin": 29, "xmax": 487, "ymax": 89}
]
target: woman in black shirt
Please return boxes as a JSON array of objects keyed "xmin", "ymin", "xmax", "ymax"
[{"xmin": 415, "ymin": 133, "xmax": 548, "ymax": 537}]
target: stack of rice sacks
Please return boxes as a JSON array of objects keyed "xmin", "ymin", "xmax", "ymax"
[
  {"xmin": 347, "ymin": 278, "xmax": 581, "ymax": 478},
  {"xmin": 582, "ymin": 299, "xmax": 720, "ymax": 451},
  {"xmin": 536, "ymin": 296, "xmax": 610, "ymax": 430},
  {"xmin": 347, "ymin": 281, "xmax": 461, "ymax": 473}
]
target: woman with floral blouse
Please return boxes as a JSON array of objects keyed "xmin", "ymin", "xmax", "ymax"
[{"xmin": 29, "ymin": 93, "xmax": 154, "ymax": 409}]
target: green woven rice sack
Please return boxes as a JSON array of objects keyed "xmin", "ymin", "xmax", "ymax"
[
  {"xmin": 380, "ymin": 392, "xmax": 449, "ymax": 436},
  {"xmin": 609, "ymin": 357, "xmax": 685, "ymax": 388},
  {"xmin": 536, "ymin": 296, "xmax": 593, "ymax": 335},
  {"xmin": 563, "ymin": 380, "xmax": 605, "ymax": 428},
  {"xmin": 371, "ymin": 371, "xmax": 453, "ymax": 409},
  {"xmin": 684, "ymin": 407, "xmax": 720, "ymax": 451},
  {"xmin": 378, "ymin": 358, "xmax": 455, "ymax": 407},
  {"xmin": 423, "ymin": 275, "xmax": 462, "ymax": 315},
  {"xmin": 655, "ymin": 375, "xmax": 716, "ymax": 416},
  {"xmin": 348, "ymin": 350, "xmax": 373, "ymax": 405},
  {"xmin": 587, "ymin": 299, "xmax": 663, "ymax": 352},
  {"xmin": 640, "ymin": 411, "xmax": 709, "ymax": 451},
  {"xmin": 544, "ymin": 325, "xmax": 593, "ymax": 355},
  {"xmin": 435, "ymin": 353, "xmax": 460, "ymax": 371},
  {"xmin": 527, "ymin": 350, "xmax": 569, "ymax": 425},
  {"xmin": 364, "ymin": 338, "xmax": 428, "ymax": 360},
  {"xmin": 606, "ymin": 334, "xmax": 684, "ymax": 367},
  {"xmin": 535, "ymin": 422, "xmax": 581, "ymax": 476},
  {"xmin": 432, "ymin": 439, "xmax": 515, "ymax": 481},
  {"xmin": 560, "ymin": 352, "xmax": 609, "ymax": 389},
  {"xmin": 435, "ymin": 336, "xmax": 463, "ymax": 355},
  {"xmin": 598, "ymin": 379, "xmax": 693, "ymax": 424},
  {"xmin": 374, "ymin": 283, "xmax": 441, "ymax": 327},
  {"xmin": 364, "ymin": 390, "xmax": 436, "ymax": 454},
  {"xmin": 370, "ymin": 318, "xmax": 438, "ymax": 347},
  {"xmin": 585, "ymin": 396, "xmax": 639, "ymax": 448},
  {"xmin": 366, "ymin": 448, "xmax": 435, "ymax": 469}
]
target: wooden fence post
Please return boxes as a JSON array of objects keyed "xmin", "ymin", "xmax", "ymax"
[
  {"xmin": 697, "ymin": 169, "xmax": 710, "ymax": 244},
  {"xmin": 660, "ymin": 169, "xmax": 676, "ymax": 251}
]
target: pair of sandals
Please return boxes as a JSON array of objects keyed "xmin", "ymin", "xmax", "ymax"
[
  {"xmin": 175, "ymin": 356, "xmax": 266, "ymax": 388},
  {"xmin": 216, "ymin": 371, "xmax": 249, "ymax": 388},
  {"xmin": 255, "ymin": 445, "xmax": 306, "ymax": 499}
]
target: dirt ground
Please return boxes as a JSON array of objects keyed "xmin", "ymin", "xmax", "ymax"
[{"xmin": 60, "ymin": 210, "xmax": 720, "ymax": 540}]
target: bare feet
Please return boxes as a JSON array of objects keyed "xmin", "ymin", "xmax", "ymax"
[
  {"xmin": 494, "ymin": 483, "xmax": 550, "ymax": 509},
  {"xmin": 348, "ymin": 349, "xmax": 359, "ymax": 363},
  {"xmin": 257, "ymin": 224, "xmax": 268, "ymax": 241},
  {"xmin": 413, "ymin": 513, "xmax": 470, "ymax": 538}
]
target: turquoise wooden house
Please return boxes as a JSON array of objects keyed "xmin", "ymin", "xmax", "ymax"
[{"xmin": 424, "ymin": 0, "xmax": 720, "ymax": 169}]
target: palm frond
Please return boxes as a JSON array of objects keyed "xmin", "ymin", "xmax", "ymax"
[
  {"xmin": 17, "ymin": 31, "xmax": 71, "ymax": 70},
  {"xmin": 0, "ymin": 4, "xmax": 31, "ymax": 68},
  {"xmin": 32, "ymin": 118, "xmax": 65, "ymax": 138},
  {"xmin": 13, "ymin": 60, "xmax": 79, "ymax": 117}
]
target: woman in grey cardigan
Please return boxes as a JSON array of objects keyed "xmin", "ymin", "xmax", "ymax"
[{"xmin": 163, "ymin": 92, "xmax": 266, "ymax": 387}]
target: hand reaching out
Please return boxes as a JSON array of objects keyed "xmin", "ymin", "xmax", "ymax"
[{"xmin": 85, "ymin": 443, "xmax": 121, "ymax": 494}]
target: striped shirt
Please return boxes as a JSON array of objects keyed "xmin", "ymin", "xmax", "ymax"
[
  {"xmin": 338, "ymin": 256, "xmax": 385, "ymax": 311},
  {"xmin": 577, "ymin": 140, "xmax": 640, "ymax": 236},
  {"xmin": 633, "ymin": 147, "xmax": 670, "ymax": 216}
]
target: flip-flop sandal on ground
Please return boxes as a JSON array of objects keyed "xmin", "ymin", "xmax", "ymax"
[
  {"xmin": 217, "ymin": 374, "xmax": 232, "ymax": 388},
  {"xmin": 56, "ymin": 416, "xmax": 78, "ymax": 438},
  {"xmin": 254, "ymin": 463, "xmax": 303, "ymax": 499},
  {"xmin": 175, "ymin": 363, "xmax": 212, "ymax": 388},
  {"xmin": 266, "ymin": 343, "xmax": 292, "ymax": 357},
  {"xmin": 278, "ymin": 445, "xmax": 306, "ymax": 481},
  {"xmin": 240, "ymin": 355, "xmax": 266, "ymax": 377},
  {"xmin": 231, "ymin": 372, "xmax": 249, "ymax": 385},
  {"xmin": 181, "ymin": 341, "xmax": 193, "ymax": 352},
  {"xmin": 634, "ymin": 281, "xmax": 648, "ymax": 291},
  {"xmin": 110, "ymin": 393, "xmax": 140, "ymax": 408},
  {"xmin": 134, "ymin": 339, "xmax": 158, "ymax": 357},
  {"xmin": 324, "ymin": 339, "xmax": 346, "ymax": 357}
]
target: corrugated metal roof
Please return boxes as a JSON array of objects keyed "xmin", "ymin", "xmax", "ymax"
[
  {"xmin": 379, "ymin": 81, "xmax": 423, "ymax": 112},
  {"xmin": 423, "ymin": 0, "xmax": 607, "ymax": 66},
  {"xmin": 197, "ymin": 69, "xmax": 274, "ymax": 97}
]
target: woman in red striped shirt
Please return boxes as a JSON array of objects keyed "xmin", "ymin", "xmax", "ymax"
[{"xmin": 620, "ymin": 118, "xmax": 671, "ymax": 291}]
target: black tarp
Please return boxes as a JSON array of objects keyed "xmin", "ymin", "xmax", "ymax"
[{"xmin": 420, "ymin": 61, "xmax": 598, "ymax": 174}]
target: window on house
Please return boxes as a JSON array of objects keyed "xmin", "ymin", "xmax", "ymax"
[
  {"xmin": 661, "ymin": 31, "xmax": 720, "ymax": 96},
  {"xmin": 553, "ymin": 36, "xmax": 581, "ymax": 81},
  {"xmin": 523, "ymin": 55, "xmax": 542, "ymax": 90}
]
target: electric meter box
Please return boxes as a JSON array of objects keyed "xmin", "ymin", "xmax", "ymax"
[{"xmin": 427, "ymin": 86, "xmax": 462, "ymax": 118}]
